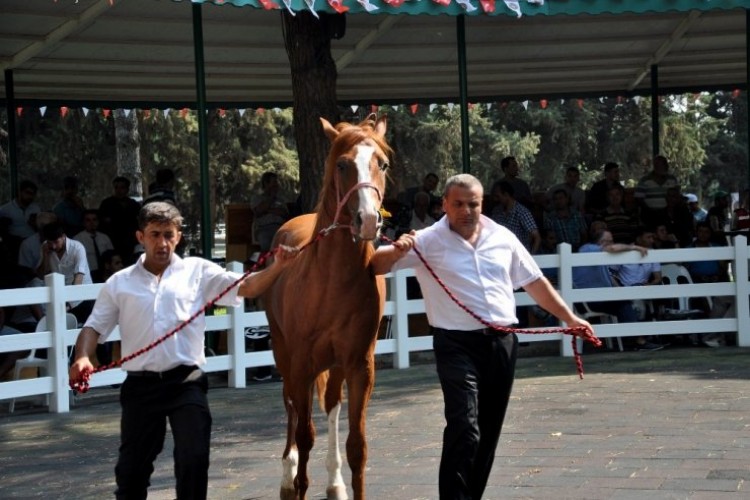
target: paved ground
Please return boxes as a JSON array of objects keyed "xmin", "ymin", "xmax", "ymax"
[{"xmin": 1, "ymin": 344, "xmax": 749, "ymax": 499}]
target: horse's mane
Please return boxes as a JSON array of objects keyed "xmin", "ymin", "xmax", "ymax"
[{"xmin": 314, "ymin": 117, "xmax": 393, "ymax": 218}]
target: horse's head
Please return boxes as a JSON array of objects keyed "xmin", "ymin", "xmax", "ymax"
[{"xmin": 320, "ymin": 115, "xmax": 391, "ymax": 241}]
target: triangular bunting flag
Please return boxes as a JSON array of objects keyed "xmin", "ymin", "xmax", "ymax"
[
  {"xmin": 40, "ymin": 106, "xmax": 47, "ymax": 117},
  {"xmin": 447, "ymin": 103, "xmax": 455, "ymax": 111},
  {"xmin": 16, "ymin": 107, "xmax": 22, "ymax": 117},
  {"xmin": 503, "ymin": 0, "xmax": 522, "ymax": 17},
  {"xmin": 522, "ymin": 101, "xmax": 529, "ymax": 110},
  {"xmin": 351, "ymin": 105, "xmax": 359, "ymax": 113},
  {"xmin": 357, "ymin": 0, "xmax": 379, "ymax": 11},
  {"xmin": 238, "ymin": 109, "xmax": 246, "ymax": 117},
  {"xmin": 273, "ymin": 107, "xmax": 282, "ymax": 114},
  {"xmin": 479, "ymin": 0, "xmax": 496, "ymax": 13},
  {"xmin": 163, "ymin": 108, "xmax": 170, "ymax": 118},
  {"xmin": 540, "ymin": 99, "xmax": 548, "ymax": 109},
  {"xmin": 124, "ymin": 109, "xmax": 132, "ymax": 118},
  {"xmin": 103, "ymin": 109, "xmax": 111, "ymax": 118},
  {"xmin": 82, "ymin": 107, "xmax": 89, "ymax": 117},
  {"xmin": 327, "ymin": 0, "xmax": 349, "ymax": 13},
  {"xmin": 60, "ymin": 106, "xmax": 69, "ymax": 118},
  {"xmin": 410, "ymin": 104, "xmax": 418, "ymax": 115},
  {"xmin": 303, "ymin": 0, "xmax": 319, "ymax": 17},
  {"xmin": 429, "ymin": 103, "xmax": 438, "ymax": 112},
  {"xmin": 456, "ymin": 0, "xmax": 477, "ymax": 12}
]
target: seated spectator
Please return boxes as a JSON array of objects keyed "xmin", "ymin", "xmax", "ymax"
[
  {"xmin": 490, "ymin": 180, "xmax": 540, "ymax": 253},
  {"xmin": 585, "ymin": 162, "xmax": 622, "ymax": 215},
  {"xmin": 546, "ymin": 166, "xmax": 585, "ymax": 214},
  {"xmin": 611, "ymin": 227, "xmax": 663, "ymax": 325},
  {"xmin": 731, "ymin": 188, "xmax": 750, "ymax": 232},
  {"xmin": 707, "ymin": 190, "xmax": 731, "ymax": 246},
  {"xmin": 100, "ymin": 249, "xmax": 125, "ymax": 282},
  {"xmin": 634, "ymin": 155, "xmax": 679, "ymax": 222},
  {"xmin": 0, "ymin": 180, "xmax": 41, "ymax": 259},
  {"xmin": 74, "ymin": 209, "xmax": 114, "ymax": 283},
  {"xmin": 536, "ymin": 228, "xmax": 559, "ymax": 286},
  {"xmin": 654, "ymin": 187, "xmax": 694, "ymax": 248},
  {"xmin": 18, "ymin": 212, "xmax": 57, "ymax": 276},
  {"xmin": 143, "ymin": 168, "xmax": 177, "ymax": 206},
  {"xmin": 544, "ymin": 189, "xmax": 588, "ymax": 251},
  {"xmin": 653, "ymin": 223, "xmax": 680, "ymax": 249},
  {"xmin": 397, "ymin": 173, "xmax": 440, "ymax": 212},
  {"xmin": 38, "ymin": 221, "xmax": 94, "ymax": 325},
  {"xmin": 684, "ymin": 193, "xmax": 707, "ymax": 223},
  {"xmin": 408, "ymin": 191, "xmax": 436, "ymax": 231},
  {"xmin": 53, "ymin": 176, "xmax": 86, "ymax": 237},
  {"xmin": 99, "ymin": 176, "xmax": 141, "ymax": 265},
  {"xmin": 572, "ymin": 229, "xmax": 646, "ymax": 326},
  {"xmin": 499, "ymin": 156, "xmax": 533, "ymax": 208},
  {"xmin": 251, "ymin": 172, "xmax": 289, "ymax": 253},
  {"xmin": 685, "ymin": 222, "xmax": 732, "ymax": 346},
  {"xmin": 594, "ymin": 184, "xmax": 638, "ymax": 244}
]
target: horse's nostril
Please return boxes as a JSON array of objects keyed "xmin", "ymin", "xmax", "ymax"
[{"xmin": 356, "ymin": 213, "xmax": 363, "ymax": 227}]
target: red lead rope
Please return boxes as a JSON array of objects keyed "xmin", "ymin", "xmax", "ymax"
[{"xmin": 381, "ymin": 235, "xmax": 602, "ymax": 379}]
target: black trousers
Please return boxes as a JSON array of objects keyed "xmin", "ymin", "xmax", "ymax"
[
  {"xmin": 432, "ymin": 328, "xmax": 518, "ymax": 500},
  {"xmin": 115, "ymin": 365, "xmax": 211, "ymax": 500}
]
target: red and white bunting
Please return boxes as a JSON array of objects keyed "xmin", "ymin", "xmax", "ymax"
[{"xmin": 40, "ymin": 106, "xmax": 47, "ymax": 117}]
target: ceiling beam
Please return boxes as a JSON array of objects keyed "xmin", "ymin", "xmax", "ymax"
[
  {"xmin": 628, "ymin": 10, "xmax": 703, "ymax": 90},
  {"xmin": 335, "ymin": 16, "xmax": 401, "ymax": 73},
  {"xmin": 0, "ymin": 0, "xmax": 112, "ymax": 72}
]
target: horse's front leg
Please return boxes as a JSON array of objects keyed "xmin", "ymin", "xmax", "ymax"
[
  {"xmin": 325, "ymin": 368, "xmax": 348, "ymax": 500},
  {"xmin": 345, "ymin": 357, "xmax": 376, "ymax": 500}
]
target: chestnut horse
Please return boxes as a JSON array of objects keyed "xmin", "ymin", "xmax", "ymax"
[{"xmin": 263, "ymin": 116, "xmax": 391, "ymax": 500}]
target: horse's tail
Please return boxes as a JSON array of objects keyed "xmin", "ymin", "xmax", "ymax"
[{"xmin": 315, "ymin": 370, "xmax": 329, "ymax": 412}]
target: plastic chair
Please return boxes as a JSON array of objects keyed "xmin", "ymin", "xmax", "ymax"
[
  {"xmin": 660, "ymin": 264, "xmax": 711, "ymax": 314},
  {"xmin": 9, "ymin": 313, "xmax": 78, "ymax": 413},
  {"xmin": 578, "ymin": 302, "xmax": 623, "ymax": 351}
]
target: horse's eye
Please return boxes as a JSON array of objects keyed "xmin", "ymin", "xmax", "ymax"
[
  {"xmin": 379, "ymin": 160, "xmax": 389, "ymax": 172},
  {"xmin": 337, "ymin": 159, "xmax": 348, "ymax": 171}
]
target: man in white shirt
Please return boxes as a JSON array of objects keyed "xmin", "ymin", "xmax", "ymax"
[
  {"xmin": 0, "ymin": 180, "xmax": 41, "ymax": 257},
  {"xmin": 69, "ymin": 202, "xmax": 298, "ymax": 500},
  {"xmin": 372, "ymin": 174, "xmax": 595, "ymax": 500},
  {"xmin": 74, "ymin": 209, "xmax": 114, "ymax": 282},
  {"xmin": 38, "ymin": 220, "xmax": 94, "ymax": 323}
]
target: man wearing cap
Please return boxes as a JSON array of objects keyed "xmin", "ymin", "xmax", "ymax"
[
  {"xmin": 684, "ymin": 193, "xmax": 707, "ymax": 222},
  {"xmin": 37, "ymin": 220, "xmax": 94, "ymax": 323}
]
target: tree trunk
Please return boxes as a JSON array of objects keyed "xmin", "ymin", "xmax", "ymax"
[
  {"xmin": 114, "ymin": 109, "xmax": 142, "ymax": 198},
  {"xmin": 283, "ymin": 11, "xmax": 340, "ymax": 213}
]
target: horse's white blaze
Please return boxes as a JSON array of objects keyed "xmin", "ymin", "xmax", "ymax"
[
  {"xmin": 353, "ymin": 144, "xmax": 380, "ymax": 239},
  {"xmin": 281, "ymin": 447, "xmax": 299, "ymax": 491},
  {"xmin": 326, "ymin": 402, "xmax": 346, "ymax": 490}
]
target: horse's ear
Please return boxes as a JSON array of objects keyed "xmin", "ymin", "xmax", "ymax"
[
  {"xmin": 374, "ymin": 115, "xmax": 387, "ymax": 138},
  {"xmin": 320, "ymin": 117, "xmax": 338, "ymax": 142}
]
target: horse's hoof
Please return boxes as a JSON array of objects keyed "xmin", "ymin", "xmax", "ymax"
[
  {"xmin": 326, "ymin": 485, "xmax": 349, "ymax": 500},
  {"xmin": 280, "ymin": 487, "xmax": 298, "ymax": 500}
]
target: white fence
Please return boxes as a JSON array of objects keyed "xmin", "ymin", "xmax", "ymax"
[{"xmin": 1, "ymin": 237, "xmax": 748, "ymax": 414}]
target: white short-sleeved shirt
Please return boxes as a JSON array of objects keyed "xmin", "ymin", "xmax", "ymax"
[
  {"xmin": 85, "ymin": 254, "xmax": 244, "ymax": 371},
  {"xmin": 73, "ymin": 230, "xmax": 114, "ymax": 271},
  {"xmin": 48, "ymin": 237, "xmax": 93, "ymax": 286},
  {"xmin": 393, "ymin": 215, "xmax": 543, "ymax": 330},
  {"xmin": 0, "ymin": 200, "xmax": 41, "ymax": 239}
]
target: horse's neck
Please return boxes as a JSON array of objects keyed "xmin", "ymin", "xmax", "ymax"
[{"xmin": 308, "ymin": 225, "xmax": 373, "ymax": 273}]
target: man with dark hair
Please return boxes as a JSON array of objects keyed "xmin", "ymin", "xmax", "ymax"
[
  {"xmin": 74, "ymin": 209, "xmax": 115, "ymax": 283},
  {"xmin": 38, "ymin": 220, "xmax": 93, "ymax": 323},
  {"xmin": 398, "ymin": 172, "xmax": 441, "ymax": 211},
  {"xmin": 585, "ymin": 162, "xmax": 622, "ymax": 214},
  {"xmin": 251, "ymin": 171, "xmax": 289, "ymax": 253},
  {"xmin": 69, "ymin": 201, "xmax": 299, "ymax": 500},
  {"xmin": 0, "ymin": 180, "xmax": 41, "ymax": 241},
  {"xmin": 99, "ymin": 176, "xmax": 141, "ymax": 265},
  {"xmin": 499, "ymin": 156, "xmax": 532, "ymax": 208},
  {"xmin": 547, "ymin": 166, "xmax": 585, "ymax": 214},
  {"xmin": 53, "ymin": 176, "xmax": 86, "ymax": 237},
  {"xmin": 490, "ymin": 180, "xmax": 540, "ymax": 253},
  {"xmin": 144, "ymin": 168, "xmax": 177, "ymax": 205}
]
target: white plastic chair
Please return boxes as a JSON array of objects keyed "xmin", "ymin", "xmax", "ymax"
[
  {"xmin": 9, "ymin": 313, "xmax": 78, "ymax": 413},
  {"xmin": 660, "ymin": 264, "xmax": 711, "ymax": 314},
  {"xmin": 578, "ymin": 302, "xmax": 623, "ymax": 351}
]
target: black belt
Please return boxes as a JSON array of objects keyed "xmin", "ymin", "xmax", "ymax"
[
  {"xmin": 431, "ymin": 326, "xmax": 509, "ymax": 336},
  {"xmin": 126, "ymin": 365, "xmax": 199, "ymax": 379}
]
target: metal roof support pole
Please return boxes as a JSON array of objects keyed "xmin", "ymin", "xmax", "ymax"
[
  {"xmin": 4, "ymin": 69, "xmax": 18, "ymax": 197},
  {"xmin": 650, "ymin": 64, "xmax": 660, "ymax": 157},
  {"xmin": 192, "ymin": 2, "xmax": 212, "ymax": 258},
  {"xmin": 746, "ymin": 9, "xmax": 749, "ymax": 188},
  {"xmin": 456, "ymin": 15, "xmax": 471, "ymax": 174}
]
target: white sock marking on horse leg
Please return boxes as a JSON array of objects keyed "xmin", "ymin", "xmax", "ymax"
[
  {"xmin": 281, "ymin": 448, "xmax": 298, "ymax": 492},
  {"xmin": 326, "ymin": 402, "xmax": 346, "ymax": 491}
]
